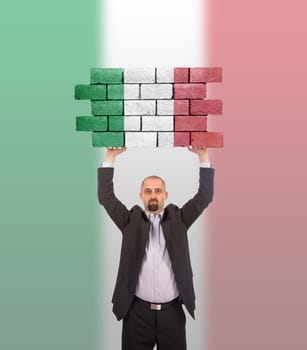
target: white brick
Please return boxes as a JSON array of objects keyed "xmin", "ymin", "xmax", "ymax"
[
  {"xmin": 142, "ymin": 116, "xmax": 173, "ymax": 131},
  {"xmin": 124, "ymin": 68, "xmax": 155, "ymax": 83},
  {"xmin": 141, "ymin": 84, "xmax": 173, "ymax": 99},
  {"xmin": 156, "ymin": 68, "xmax": 174, "ymax": 83},
  {"xmin": 157, "ymin": 100, "xmax": 174, "ymax": 115},
  {"xmin": 125, "ymin": 132, "xmax": 157, "ymax": 147},
  {"xmin": 124, "ymin": 100, "xmax": 156, "ymax": 115},
  {"xmin": 158, "ymin": 132, "xmax": 174, "ymax": 147},
  {"xmin": 124, "ymin": 84, "xmax": 139, "ymax": 99},
  {"xmin": 124, "ymin": 116, "xmax": 141, "ymax": 131}
]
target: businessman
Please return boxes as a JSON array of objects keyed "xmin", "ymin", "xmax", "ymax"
[{"xmin": 98, "ymin": 147, "xmax": 214, "ymax": 350}]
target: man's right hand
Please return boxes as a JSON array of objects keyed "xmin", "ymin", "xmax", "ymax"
[{"xmin": 104, "ymin": 147, "xmax": 127, "ymax": 163}]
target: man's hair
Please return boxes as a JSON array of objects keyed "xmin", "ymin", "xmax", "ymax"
[{"xmin": 140, "ymin": 175, "xmax": 166, "ymax": 190}]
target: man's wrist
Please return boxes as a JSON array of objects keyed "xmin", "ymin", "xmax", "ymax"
[
  {"xmin": 198, "ymin": 155, "xmax": 209, "ymax": 162},
  {"xmin": 200, "ymin": 162, "xmax": 211, "ymax": 168},
  {"xmin": 101, "ymin": 161, "xmax": 114, "ymax": 168},
  {"xmin": 104, "ymin": 156, "xmax": 116, "ymax": 163}
]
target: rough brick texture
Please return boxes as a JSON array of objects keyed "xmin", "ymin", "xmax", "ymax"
[
  {"xmin": 141, "ymin": 84, "xmax": 173, "ymax": 99},
  {"xmin": 91, "ymin": 68, "xmax": 123, "ymax": 84},
  {"xmin": 190, "ymin": 99, "xmax": 223, "ymax": 115},
  {"xmin": 174, "ymin": 100, "xmax": 189, "ymax": 115},
  {"xmin": 109, "ymin": 116, "xmax": 124, "ymax": 131},
  {"xmin": 156, "ymin": 68, "xmax": 173, "ymax": 83},
  {"xmin": 174, "ymin": 132, "xmax": 190, "ymax": 146},
  {"xmin": 174, "ymin": 84, "xmax": 206, "ymax": 99},
  {"xmin": 107, "ymin": 84, "xmax": 124, "ymax": 100},
  {"xmin": 174, "ymin": 68, "xmax": 189, "ymax": 83},
  {"xmin": 158, "ymin": 132, "xmax": 174, "ymax": 147},
  {"xmin": 124, "ymin": 100, "xmax": 156, "ymax": 116},
  {"xmin": 191, "ymin": 132, "xmax": 224, "ymax": 147},
  {"xmin": 75, "ymin": 67, "xmax": 223, "ymax": 148},
  {"xmin": 142, "ymin": 116, "xmax": 173, "ymax": 131},
  {"xmin": 175, "ymin": 116, "xmax": 207, "ymax": 131},
  {"xmin": 157, "ymin": 100, "xmax": 174, "ymax": 115},
  {"xmin": 125, "ymin": 132, "xmax": 157, "ymax": 147},
  {"xmin": 75, "ymin": 85, "xmax": 106, "ymax": 100},
  {"xmin": 92, "ymin": 101, "xmax": 123, "ymax": 116},
  {"xmin": 92, "ymin": 132, "xmax": 124, "ymax": 147},
  {"xmin": 124, "ymin": 116, "xmax": 141, "ymax": 131},
  {"xmin": 190, "ymin": 67, "xmax": 222, "ymax": 83},
  {"xmin": 124, "ymin": 84, "xmax": 140, "ymax": 99},
  {"xmin": 76, "ymin": 116, "xmax": 107, "ymax": 131},
  {"xmin": 124, "ymin": 68, "xmax": 155, "ymax": 83}
]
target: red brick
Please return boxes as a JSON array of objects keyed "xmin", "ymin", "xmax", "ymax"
[
  {"xmin": 175, "ymin": 116, "xmax": 207, "ymax": 131},
  {"xmin": 191, "ymin": 132, "xmax": 224, "ymax": 147},
  {"xmin": 174, "ymin": 68, "xmax": 189, "ymax": 83},
  {"xmin": 174, "ymin": 100, "xmax": 189, "ymax": 115},
  {"xmin": 190, "ymin": 67, "xmax": 222, "ymax": 83},
  {"xmin": 174, "ymin": 132, "xmax": 190, "ymax": 146},
  {"xmin": 190, "ymin": 99, "xmax": 223, "ymax": 115},
  {"xmin": 174, "ymin": 83, "xmax": 206, "ymax": 99}
]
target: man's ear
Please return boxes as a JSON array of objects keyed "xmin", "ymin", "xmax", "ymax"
[
  {"xmin": 139, "ymin": 192, "xmax": 143, "ymax": 200},
  {"xmin": 165, "ymin": 191, "xmax": 169, "ymax": 200}
]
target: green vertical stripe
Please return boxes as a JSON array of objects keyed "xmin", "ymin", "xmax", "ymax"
[{"xmin": 0, "ymin": 1, "xmax": 103, "ymax": 350}]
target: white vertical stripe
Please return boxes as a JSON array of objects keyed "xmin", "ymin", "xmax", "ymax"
[
  {"xmin": 100, "ymin": 0, "xmax": 209, "ymax": 349},
  {"xmin": 104, "ymin": 0, "xmax": 204, "ymax": 67}
]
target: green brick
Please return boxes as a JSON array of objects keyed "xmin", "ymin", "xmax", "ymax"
[
  {"xmin": 92, "ymin": 101, "xmax": 123, "ymax": 116},
  {"xmin": 92, "ymin": 132, "xmax": 124, "ymax": 147},
  {"xmin": 109, "ymin": 116, "xmax": 124, "ymax": 131},
  {"xmin": 75, "ymin": 84, "xmax": 106, "ymax": 100},
  {"xmin": 91, "ymin": 68, "xmax": 123, "ymax": 84},
  {"xmin": 107, "ymin": 84, "xmax": 124, "ymax": 100},
  {"xmin": 76, "ymin": 116, "xmax": 107, "ymax": 131}
]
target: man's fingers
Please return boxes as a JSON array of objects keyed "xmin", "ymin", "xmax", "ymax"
[
  {"xmin": 106, "ymin": 147, "xmax": 127, "ymax": 150},
  {"xmin": 188, "ymin": 146, "xmax": 207, "ymax": 152},
  {"xmin": 107, "ymin": 147, "xmax": 123, "ymax": 149}
]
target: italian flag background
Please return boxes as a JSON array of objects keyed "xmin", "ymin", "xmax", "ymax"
[{"xmin": 1, "ymin": 0, "xmax": 307, "ymax": 350}]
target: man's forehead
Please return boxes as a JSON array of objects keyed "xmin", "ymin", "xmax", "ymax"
[{"xmin": 142, "ymin": 178, "xmax": 165, "ymax": 189}]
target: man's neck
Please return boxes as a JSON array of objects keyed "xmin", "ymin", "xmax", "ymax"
[{"xmin": 145, "ymin": 209, "xmax": 164, "ymax": 217}]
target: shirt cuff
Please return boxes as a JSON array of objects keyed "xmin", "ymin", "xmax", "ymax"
[
  {"xmin": 101, "ymin": 162, "xmax": 114, "ymax": 168},
  {"xmin": 200, "ymin": 162, "xmax": 211, "ymax": 168}
]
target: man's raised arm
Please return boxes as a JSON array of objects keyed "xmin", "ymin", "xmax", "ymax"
[
  {"xmin": 97, "ymin": 147, "xmax": 130, "ymax": 231},
  {"xmin": 180, "ymin": 147, "xmax": 215, "ymax": 229}
]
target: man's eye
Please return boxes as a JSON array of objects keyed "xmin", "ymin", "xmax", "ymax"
[{"xmin": 156, "ymin": 189, "xmax": 162, "ymax": 193}]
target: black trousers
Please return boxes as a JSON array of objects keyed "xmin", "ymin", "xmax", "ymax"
[{"xmin": 122, "ymin": 297, "xmax": 187, "ymax": 350}]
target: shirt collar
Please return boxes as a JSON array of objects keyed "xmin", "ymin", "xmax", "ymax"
[{"xmin": 145, "ymin": 210, "xmax": 164, "ymax": 220}]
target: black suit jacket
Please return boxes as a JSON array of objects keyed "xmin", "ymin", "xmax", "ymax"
[{"xmin": 98, "ymin": 166, "xmax": 214, "ymax": 321}]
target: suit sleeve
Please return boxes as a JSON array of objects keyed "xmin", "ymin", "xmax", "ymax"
[
  {"xmin": 97, "ymin": 167, "xmax": 130, "ymax": 231},
  {"xmin": 180, "ymin": 167, "xmax": 214, "ymax": 229}
]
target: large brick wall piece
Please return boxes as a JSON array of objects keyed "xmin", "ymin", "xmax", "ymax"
[{"xmin": 75, "ymin": 67, "xmax": 224, "ymax": 147}]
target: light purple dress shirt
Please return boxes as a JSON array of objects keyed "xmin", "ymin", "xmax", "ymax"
[{"xmin": 135, "ymin": 211, "xmax": 179, "ymax": 303}]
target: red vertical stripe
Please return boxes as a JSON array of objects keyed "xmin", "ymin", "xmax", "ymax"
[{"xmin": 207, "ymin": 1, "xmax": 307, "ymax": 349}]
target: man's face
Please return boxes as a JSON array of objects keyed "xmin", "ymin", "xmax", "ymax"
[{"xmin": 139, "ymin": 178, "xmax": 168, "ymax": 214}]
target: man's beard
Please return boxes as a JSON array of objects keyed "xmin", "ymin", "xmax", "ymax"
[{"xmin": 148, "ymin": 200, "xmax": 159, "ymax": 212}]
